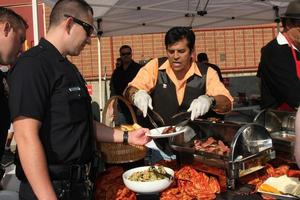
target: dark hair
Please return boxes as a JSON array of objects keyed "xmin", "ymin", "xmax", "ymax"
[
  {"xmin": 49, "ymin": 0, "xmax": 93, "ymax": 28},
  {"xmin": 119, "ymin": 45, "xmax": 132, "ymax": 53},
  {"xmin": 197, "ymin": 53, "xmax": 209, "ymax": 62},
  {"xmin": 0, "ymin": 7, "xmax": 28, "ymax": 30},
  {"xmin": 165, "ymin": 27, "xmax": 195, "ymax": 52}
]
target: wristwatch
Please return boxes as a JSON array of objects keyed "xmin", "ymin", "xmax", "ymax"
[{"xmin": 123, "ymin": 131, "xmax": 129, "ymax": 144}]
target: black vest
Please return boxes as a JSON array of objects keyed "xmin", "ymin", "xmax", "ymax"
[
  {"xmin": 138, "ymin": 57, "xmax": 208, "ymax": 127},
  {"xmin": 152, "ymin": 57, "xmax": 207, "ymax": 125}
]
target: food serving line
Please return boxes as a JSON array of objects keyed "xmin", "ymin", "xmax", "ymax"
[{"xmin": 96, "ymin": 109, "xmax": 300, "ymax": 200}]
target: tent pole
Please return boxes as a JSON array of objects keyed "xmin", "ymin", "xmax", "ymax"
[
  {"xmin": 273, "ymin": 6, "xmax": 280, "ymax": 34},
  {"xmin": 32, "ymin": 0, "xmax": 39, "ymax": 45},
  {"xmin": 97, "ymin": 37, "xmax": 103, "ymax": 121},
  {"xmin": 276, "ymin": 22, "xmax": 280, "ymax": 34}
]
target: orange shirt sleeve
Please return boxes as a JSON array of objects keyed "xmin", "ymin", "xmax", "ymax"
[
  {"xmin": 206, "ymin": 67, "xmax": 233, "ymax": 104},
  {"xmin": 127, "ymin": 58, "xmax": 158, "ymax": 92}
]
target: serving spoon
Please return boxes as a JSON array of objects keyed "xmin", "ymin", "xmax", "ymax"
[{"xmin": 149, "ymin": 166, "xmax": 173, "ymax": 180}]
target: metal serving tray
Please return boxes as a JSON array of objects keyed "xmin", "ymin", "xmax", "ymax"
[{"xmin": 170, "ymin": 120, "xmax": 275, "ymax": 189}]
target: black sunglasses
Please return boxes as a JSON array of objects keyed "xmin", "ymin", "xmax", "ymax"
[
  {"xmin": 121, "ymin": 52, "xmax": 132, "ymax": 56},
  {"xmin": 64, "ymin": 14, "xmax": 94, "ymax": 37}
]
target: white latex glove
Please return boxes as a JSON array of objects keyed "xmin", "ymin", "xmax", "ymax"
[
  {"xmin": 187, "ymin": 95, "xmax": 213, "ymax": 120},
  {"xmin": 133, "ymin": 90, "xmax": 153, "ymax": 117}
]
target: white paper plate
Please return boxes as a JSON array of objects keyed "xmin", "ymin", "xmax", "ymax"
[
  {"xmin": 147, "ymin": 126, "xmax": 186, "ymax": 138},
  {"xmin": 258, "ymin": 175, "xmax": 300, "ymax": 199},
  {"xmin": 258, "ymin": 189, "xmax": 298, "ymax": 200}
]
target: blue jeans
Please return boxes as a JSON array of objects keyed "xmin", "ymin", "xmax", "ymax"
[{"xmin": 115, "ymin": 112, "xmax": 131, "ymax": 126}]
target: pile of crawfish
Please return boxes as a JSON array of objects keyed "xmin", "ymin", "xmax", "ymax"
[
  {"xmin": 95, "ymin": 164, "xmax": 221, "ymax": 200},
  {"xmin": 94, "ymin": 166, "xmax": 136, "ymax": 200},
  {"xmin": 161, "ymin": 166, "xmax": 221, "ymax": 200}
]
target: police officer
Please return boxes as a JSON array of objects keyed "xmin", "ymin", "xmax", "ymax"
[
  {"xmin": 8, "ymin": 0, "xmax": 149, "ymax": 199},
  {"xmin": 0, "ymin": 7, "xmax": 27, "ymax": 179}
]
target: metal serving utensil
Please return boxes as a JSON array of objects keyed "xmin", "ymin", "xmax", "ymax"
[
  {"xmin": 147, "ymin": 113, "xmax": 161, "ymax": 134},
  {"xmin": 171, "ymin": 112, "xmax": 191, "ymax": 130},
  {"xmin": 148, "ymin": 109, "xmax": 165, "ymax": 126},
  {"xmin": 171, "ymin": 111, "xmax": 191, "ymax": 121},
  {"xmin": 149, "ymin": 166, "xmax": 173, "ymax": 180},
  {"xmin": 173, "ymin": 118, "xmax": 190, "ymax": 131}
]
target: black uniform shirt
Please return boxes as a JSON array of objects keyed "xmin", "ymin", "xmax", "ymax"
[
  {"xmin": 9, "ymin": 38, "xmax": 94, "ymax": 176},
  {"xmin": 110, "ymin": 61, "xmax": 141, "ymax": 96},
  {"xmin": 0, "ymin": 71, "xmax": 10, "ymax": 131},
  {"xmin": 110, "ymin": 61, "xmax": 141, "ymax": 115}
]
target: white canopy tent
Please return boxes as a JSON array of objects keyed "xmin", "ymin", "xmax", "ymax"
[
  {"xmin": 35, "ymin": 0, "xmax": 292, "ymax": 113},
  {"xmin": 43, "ymin": 0, "xmax": 291, "ymax": 37}
]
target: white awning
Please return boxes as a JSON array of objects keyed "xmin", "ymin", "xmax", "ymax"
[{"xmin": 44, "ymin": 0, "xmax": 291, "ymax": 36}]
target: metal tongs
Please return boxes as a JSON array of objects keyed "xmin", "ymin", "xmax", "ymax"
[
  {"xmin": 147, "ymin": 113, "xmax": 161, "ymax": 134},
  {"xmin": 147, "ymin": 109, "xmax": 165, "ymax": 133},
  {"xmin": 148, "ymin": 109, "xmax": 165, "ymax": 126},
  {"xmin": 171, "ymin": 111, "xmax": 191, "ymax": 129},
  {"xmin": 172, "ymin": 111, "xmax": 191, "ymax": 121},
  {"xmin": 149, "ymin": 166, "xmax": 173, "ymax": 180}
]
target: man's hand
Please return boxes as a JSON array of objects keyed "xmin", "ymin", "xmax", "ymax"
[
  {"xmin": 128, "ymin": 128, "xmax": 150, "ymax": 145},
  {"xmin": 187, "ymin": 95, "xmax": 213, "ymax": 120},
  {"xmin": 133, "ymin": 90, "xmax": 153, "ymax": 117}
]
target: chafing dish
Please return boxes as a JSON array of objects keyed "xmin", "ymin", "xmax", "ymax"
[
  {"xmin": 253, "ymin": 109, "xmax": 295, "ymax": 132},
  {"xmin": 170, "ymin": 120, "xmax": 275, "ymax": 190},
  {"xmin": 253, "ymin": 109, "xmax": 296, "ymax": 162}
]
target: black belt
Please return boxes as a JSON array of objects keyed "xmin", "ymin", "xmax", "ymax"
[{"xmin": 48, "ymin": 163, "xmax": 91, "ymax": 181}]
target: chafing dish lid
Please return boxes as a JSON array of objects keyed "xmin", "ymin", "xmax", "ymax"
[
  {"xmin": 171, "ymin": 120, "xmax": 272, "ymax": 161},
  {"xmin": 254, "ymin": 109, "xmax": 295, "ymax": 132},
  {"xmin": 231, "ymin": 123, "xmax": 272, "ymax": 161}
]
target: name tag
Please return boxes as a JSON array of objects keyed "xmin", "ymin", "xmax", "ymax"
[{"xmin": 68, "ymin": 86, "xmax": 81, "ymax": 92}]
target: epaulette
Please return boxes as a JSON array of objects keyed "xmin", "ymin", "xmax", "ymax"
[{"xmin": 20, "ymin": 45, "xmax": 45, "ymax": 58}]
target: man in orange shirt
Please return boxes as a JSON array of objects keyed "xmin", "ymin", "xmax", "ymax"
[
  {"xmin": 124, "ymin": 27, "xmax": 233, "ymax": 162},
  {"xmin": 125, "ymin": 27, "xmax": 232, "ymax": 123}
]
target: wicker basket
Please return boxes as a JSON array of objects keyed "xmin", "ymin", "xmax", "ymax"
[{"xmin": 98, "ymin": 95, "xmax": 146, "ymax": 164}]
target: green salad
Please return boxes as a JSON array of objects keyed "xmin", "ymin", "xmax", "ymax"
[{"xmin": 128, "ymin": 166, "xmax": 168, "ymax": 182}]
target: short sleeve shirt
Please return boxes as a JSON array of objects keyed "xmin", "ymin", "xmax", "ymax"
[
  {"xmin": 128, "ymin": 58, "xmax": 233, "ymax": 105},
  {"xmin": 9, "ymin": 38, "xmax": 94, "ymax": 166}
]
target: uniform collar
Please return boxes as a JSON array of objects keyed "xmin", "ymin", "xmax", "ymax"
[
  {"xmin": 39, "ymin": 38, "xmax": 66, "ymax": 62},
  {"xmin": 158, "ymin": 59, "xmax": 202, "ymax": 77},
  {"xmin": 277, "ymin": 32, "xmax": 299, "ymax": 51}
]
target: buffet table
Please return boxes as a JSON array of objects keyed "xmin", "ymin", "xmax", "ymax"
[
  {"xmin": 135, "ymin": 190, "xmax": 263, "ymax": 200},
  {"xmin": 96, "ymin": 109, "xmax": 299, "ymax": 200},
  {"xmin": 95, "ymin": 158, "xmax": 300, "ymax": 200}
]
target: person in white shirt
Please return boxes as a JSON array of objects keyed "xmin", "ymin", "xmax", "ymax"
[{"xmin": 257, "ymin": 0, "xmax": 300, "ymax": 111}]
